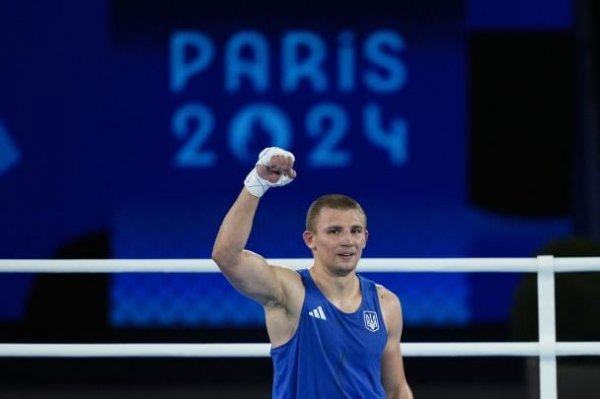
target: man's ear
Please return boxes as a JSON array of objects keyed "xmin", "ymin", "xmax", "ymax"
[
  {"xmin": 303, "ymin": 230, "xmax": 316, "ymax": 250},
  {"xmin": 363, "ymin": 229, "xmax": 369, "ymax": 249}
]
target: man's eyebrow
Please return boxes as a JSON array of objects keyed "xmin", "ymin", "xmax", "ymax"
[{"xmin": 324, "ymin": 224, "xmax": 363, "ymax": 229}]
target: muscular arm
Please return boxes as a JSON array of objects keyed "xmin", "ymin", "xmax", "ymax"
[
  {"xmin": 379, "ymin": 286, "xmax": 414, "ymax": 399},
  {"xmin": 212, "ymin": 188, "xmax": 285, "ymax": 306},
  {"xmin": 211, "ymin": 149, "xmax": 297, "ymax": 308}
]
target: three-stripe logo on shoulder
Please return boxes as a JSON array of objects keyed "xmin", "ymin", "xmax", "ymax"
[{"xmin": 308, "ymin": 306, "xmax": 327, "ymax": 320}]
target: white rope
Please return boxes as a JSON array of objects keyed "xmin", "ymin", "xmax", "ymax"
[
  {"xmin": 0, "ymin": 257, "xmax": 599, "ymax": 273},
  {"xmin": 0, "ymin": 343, "xmax": 270, "ymax": 358},
  {"xmin": 0, "ymin": 342, "xmax": 599, "ymax": 358},
  {"xmin": 555, "ymin": 342, "xmax": 600, "ymax": 356},
  {"xmin": 554, "ymin": 257, "xmax": 600, "ymax": 272}
]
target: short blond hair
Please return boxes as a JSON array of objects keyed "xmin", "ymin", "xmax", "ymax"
[{"xmin": 305, "ymin": 194, "xmax": 367, "ymax": 232}]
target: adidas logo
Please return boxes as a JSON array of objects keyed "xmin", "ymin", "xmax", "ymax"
[{"xmin": 308, "ymin": 306, "xmax": 327, "ymax": 320}]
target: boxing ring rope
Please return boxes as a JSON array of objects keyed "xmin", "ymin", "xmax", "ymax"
[
  {"xmin": 1, "ymin": 256, "xmax": 599, "ymax": 399},
  {"xmin": 0, "ymin": 342, "xmax": 599, "ymax": 358}
]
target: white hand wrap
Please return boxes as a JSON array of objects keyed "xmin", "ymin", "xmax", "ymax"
[{"xmin": 244, "ymin": 147, "xmax": 295, "ymax": 198}]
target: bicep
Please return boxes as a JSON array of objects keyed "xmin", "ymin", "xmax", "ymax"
[{"xmin": 218, "ymin": 249, "xmax": 287, "ymax": 306}]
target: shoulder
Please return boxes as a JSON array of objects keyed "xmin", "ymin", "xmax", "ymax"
[
  {"xmin": 376, "ymin": 284, "xmax": 402, "ymax": 312},
  {"xmin": 268, "ymin": 263, "xmax": 303, "ymax": 286},
  {"xmin": 376, "ymin": 284, "xmax": 403, "ymax": 334}
]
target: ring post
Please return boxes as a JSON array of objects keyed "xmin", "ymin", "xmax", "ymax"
[{"xmin": 537, "ymin": 255, "xmax": 557, "ymax": 399}]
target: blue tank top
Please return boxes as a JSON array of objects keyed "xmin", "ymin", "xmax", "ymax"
[{"xmin": 271, "ymin": 269, "xmax": 387, "ymax": 399}]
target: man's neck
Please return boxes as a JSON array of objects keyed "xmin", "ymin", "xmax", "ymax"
[{"xmin": 309, "ymin": 265, "xmax": 361, "ymax": 312}]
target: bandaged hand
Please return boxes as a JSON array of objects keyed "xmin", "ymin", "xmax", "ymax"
[{"xmin": 244, "ymin": 147, "xmax": 297, "ymax": 197}]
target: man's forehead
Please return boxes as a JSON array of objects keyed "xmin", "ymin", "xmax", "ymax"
[{"xmin": 316, "ymin": 208, "xmax": 366, "ymax": 225}]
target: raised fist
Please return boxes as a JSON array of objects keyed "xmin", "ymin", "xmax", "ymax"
[{"xmin": 244, "ymin": 147, "xmax": 297, "ymax": 197}]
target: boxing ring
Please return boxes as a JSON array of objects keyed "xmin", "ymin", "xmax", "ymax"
[{"xmin": 1, "ymin": 256, "xmax": 599, "ymax": 399}]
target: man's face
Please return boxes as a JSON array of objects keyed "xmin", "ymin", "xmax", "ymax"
[{"xmin": 303, "ymin": 207, "xmax": 368, "ymax": 275}]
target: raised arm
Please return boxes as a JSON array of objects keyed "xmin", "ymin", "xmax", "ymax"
[{"xmin": 212, "ymin": 148, "xmax": 297, "ymax": 307}]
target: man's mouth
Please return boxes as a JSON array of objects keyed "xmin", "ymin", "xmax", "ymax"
[{"xmin": 337, "ymin": 252, "xmax": 355, "ymax": 258}]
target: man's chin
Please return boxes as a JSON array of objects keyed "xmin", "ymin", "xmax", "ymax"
[{"xmin": 331, "ymin": 261, "xmax": 359, "ymax": 275}]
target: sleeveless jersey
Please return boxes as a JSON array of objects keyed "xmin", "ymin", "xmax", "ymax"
[{"xmin": 271, "ymin": 269, "xmax": 388, "ymax": 399}]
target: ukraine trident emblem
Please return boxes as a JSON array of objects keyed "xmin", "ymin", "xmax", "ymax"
[{"xmin": 363, "ymin": 310, "xmax": 379, "ymax": 332}]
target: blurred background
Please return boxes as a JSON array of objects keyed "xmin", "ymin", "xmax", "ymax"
[{"xmin": 0, "ymin": 0, "xmax": 599, "ymax": 397}]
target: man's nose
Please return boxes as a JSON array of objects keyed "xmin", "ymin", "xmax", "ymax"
[{"xmin": 340, "ymin": 232, "xmax": 353, "ymax": 245}]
